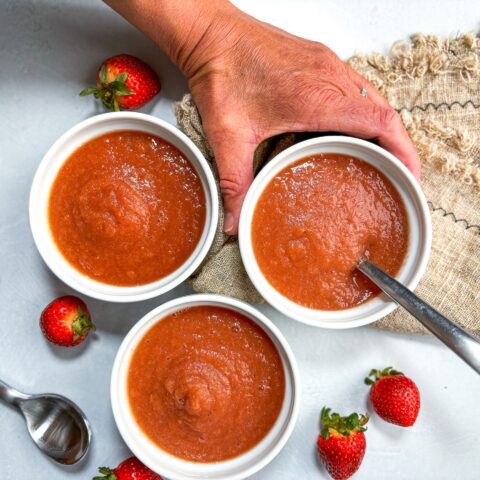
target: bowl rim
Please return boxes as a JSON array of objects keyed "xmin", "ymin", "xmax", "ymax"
[
  {"xmin": 238, "ymin": 136, "xmax": 432, "ymax": 329},
  {"xmin": 110, "ymin": 293, "xmax": 301, "ymax": 480},
  {"xmin": 29, "ymin": 112, "xmax": 218, "ymax": 302}
]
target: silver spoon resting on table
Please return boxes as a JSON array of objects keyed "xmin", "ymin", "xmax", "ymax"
[
  {"xmin": 0, "ymin": 379, "xmax": 91, "ymax": 465},
  {"xmin": 358, "ymin": 259, "xmax": 480, "ymax": 375}
]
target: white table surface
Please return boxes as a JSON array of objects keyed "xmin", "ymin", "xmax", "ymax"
[{"xmin": 1, "ymin": 1, "xmax": 479, "ymax": 479}]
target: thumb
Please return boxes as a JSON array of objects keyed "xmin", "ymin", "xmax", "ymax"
[{"xmin": 210, "ymin": 135, "xmax": 256, "ymax": 235}]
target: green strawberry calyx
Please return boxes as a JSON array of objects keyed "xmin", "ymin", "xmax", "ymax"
[
  {"xmin": 93, "ymin": 466, "xmax": 117, "ymax": 480},
  {"xmin": 364, "ymin": 366, "xmax": 403, "ymax": 385},
  {"xmin": 320, "ymin": 407, "xmax": 369, "ymax": 440},
  {"xmin": 80, "ymin": 64, "xmax": 134, "ymax": 112},
  {"xmin": 72, "ymin": 306, "xmax": 95, "ymax": 341}
]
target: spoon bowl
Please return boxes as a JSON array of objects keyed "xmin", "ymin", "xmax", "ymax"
[{"xmin": 0, "ymin": 380, "xmax": 91, "ymax": 465}]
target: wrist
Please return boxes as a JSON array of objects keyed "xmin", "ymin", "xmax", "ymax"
[
  {"xmin": 175, "ymin": 3, "xmax": 250, "ymax": 79},
  {"xmin": 105, "ymin": 0, "xmax": 245, "ymax": 78}
]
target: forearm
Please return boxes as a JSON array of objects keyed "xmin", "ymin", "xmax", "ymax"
[{"xmin": 104, "ymin": 0, "xmax": 243, "ymax": 76}]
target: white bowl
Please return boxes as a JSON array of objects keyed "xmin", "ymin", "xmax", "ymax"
[
  {"xmin": 111, "ymin": 294, "xmax": 300, "ymax": 480},
  {"xmin": 29, "ymin": 112, "xmax": 218, "ymax": 302},
  {"xmin": 239, "ymin": 136, "xmax": 432, "ymax": 329}
]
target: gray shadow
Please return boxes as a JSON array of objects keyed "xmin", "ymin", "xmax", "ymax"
[{"xmin": 0, "ymin": 0, "xmax": 188, "ymax": 105}]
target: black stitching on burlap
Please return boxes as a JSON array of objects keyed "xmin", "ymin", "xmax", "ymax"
[
  {"xmin": 396, "ymin": 100, "xmax": 480, "ymax": 114},
  {"xmin": 428, "ymin": 201, "xmax": 480, "ymax": 231}
]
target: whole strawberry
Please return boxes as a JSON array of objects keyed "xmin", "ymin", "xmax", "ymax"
[
  {"xmin": 80, "ymin": 54, "xmax": 160, "ymax": 111},
  {"xmin": 93, "ymin": 456, "xmax": 162, "ymax": 480},
  {"xmin": 40, "ymin": 295, "xmax": 95, "ymax": 347},
  {"xmin": 317, "ymin": 407, "xmax": 369, "ymax": 480},
  {"xmin": 365, "ymin": 367, "xmax": 420, "ymax": 427}
]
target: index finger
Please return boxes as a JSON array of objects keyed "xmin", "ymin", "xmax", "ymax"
[
  {"xmin": 318, "ymin": 97, "xmax": 421, "ymax": 180},
  {"xmin": 375, "ymin": 111, "xmax": 421, "ymax": 180},
  {"xmin": 346, "ymin": 69, "xmax": 421, "ymax": 179}
]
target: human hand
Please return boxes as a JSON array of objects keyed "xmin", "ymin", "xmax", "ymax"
[
  {"xmin": 183, "ymin": 8, "xmax": 420, "ymax": 234},
  {"xmin": 105, "ymin": 0, "xmax": 420, "ymax": 235}
]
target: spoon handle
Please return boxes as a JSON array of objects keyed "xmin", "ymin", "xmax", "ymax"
[
  {"xmin": 358, "ymin": 260, "xmax": 480, "ymax": 375},
  {"xmin": 0, "ymin": 379, "xmax": 28, "ymax": 408}
]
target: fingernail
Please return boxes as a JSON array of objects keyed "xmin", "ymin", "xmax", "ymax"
[{"xmin": 224, "ymin": 212, "xmax": 234, "ymax": 234}]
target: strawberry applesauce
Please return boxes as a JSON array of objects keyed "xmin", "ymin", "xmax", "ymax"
[
  {"xmin": 48, "ymin": 130, "xmax": 205, "ymax": 286},
  {"xmin": 252, "ymin": 153, "xmax": 409, "ymax": 310},
  {"xmin": 127, "ymin": 306, "xmax": 285, "ymax": 462}
]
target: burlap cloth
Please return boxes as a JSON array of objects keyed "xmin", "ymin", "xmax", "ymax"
[{"xmin": 174, "ymin": 33, "xmax": 480, "ymax": 335}]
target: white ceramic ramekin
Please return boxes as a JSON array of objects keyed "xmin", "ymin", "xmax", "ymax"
[
  {"xmin": 111, "ymin": 294, "xmax": 300, "ymax": 480},
  {"xmin": 239, "ymin": 136, "xmax": 432, "ymax": 329},
  {"xmin": 29, "ymin": 112, "xmax": 218, "ymax": 302}
]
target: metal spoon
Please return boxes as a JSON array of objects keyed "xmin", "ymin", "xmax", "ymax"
[
  {"xmin": 0, "ymin": 379, "xmax": 91, "ymax": 464},
  {"xmin": 358, "ymin": 259, "xmax": 480, "ymax": 375}
]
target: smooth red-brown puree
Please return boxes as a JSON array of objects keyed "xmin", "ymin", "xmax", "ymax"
[
  {"xmin": 252, "ymin": 153, "xmax": 409, "ymax": 310},
  {"xmin": 48, "ymin": 130, "xmax": 205, "ymax": 286},
  {"xmin": 127, "ymin": 306, "xmax": 285, "ymax": 462}
]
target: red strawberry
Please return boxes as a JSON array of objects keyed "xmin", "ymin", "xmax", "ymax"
[
  {"xmin": 80, "ymin": 54, "xmax": 160, "ymax": 111},
  {"xmin": 93, "ymin": 456, "xmax": 162, "ymax": 480},
  {"xmin": 40, "ymin": 295, "xmax": 95, "ymax": 347},
  {"xmin": 365, "ymin": 367, "xmax": 420, "ymax": 427},
  {"xmin": 317, "ymin": 407, "xmax": 369, "ymax": 480}
]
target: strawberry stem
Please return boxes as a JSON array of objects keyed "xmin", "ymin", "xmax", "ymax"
[
  {"xmin": 80, "ymin": 68, "xmax": 134, "ymax": 112},
  {"xmin": 99, "ymin": 64, "xmax": 107, "ymax": 85},
  {"xmin": 72, "ymin": 306, "xmax": 95, "ymax": 341},
  {"xmin": 93, "ymin": 466, "xmax": 117, "ymax": 480},
  {"xmin": 320, "ymin": 407, "xmax": 369, "ymax": 439},
  {"xmin": 365, "ymin": 366, "xmax": 404, "ymax": 385}
]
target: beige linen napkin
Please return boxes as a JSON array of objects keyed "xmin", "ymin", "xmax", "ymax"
[{"xmin": 174, "ymin": 33, "xmax": 480, "ymax": 335}]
